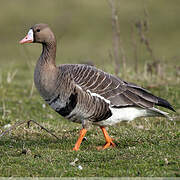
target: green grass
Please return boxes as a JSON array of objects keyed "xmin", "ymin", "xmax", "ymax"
[
  {"xmin": 0, "ymin": 64, "xmax": 179, "ymax": 177},
  {"xmin": 0, "ymin": 116, "xmax": 180, "ymax": 177},
  {"xmin": 0, "ymin": 0, "xmax": 180, "ymax": 177}
]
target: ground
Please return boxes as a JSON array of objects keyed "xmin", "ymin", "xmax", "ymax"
[{"xmin": 0, "ymin": 0, "xmax": 180, "ymax": 177}]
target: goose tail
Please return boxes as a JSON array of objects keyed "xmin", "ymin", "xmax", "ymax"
[
  {"xmin": 147, "ymin": 107, "xmax": 173, "ymax": 121},
  {"xmin": 156, "ymin": 97, "xmax": 175, "ymax": 112}
]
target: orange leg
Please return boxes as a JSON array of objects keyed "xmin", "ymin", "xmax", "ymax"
[
  {"xmin": 73, "ymin": 128, "xmax": 87, "ymax": 151},
  {"xmin": 100, "ymin": 126, "xmax": 116, "ymax": 149}
]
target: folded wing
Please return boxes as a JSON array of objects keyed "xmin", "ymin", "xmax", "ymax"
[{"xmin": 68, "ymin": 64, "xmax": 174, "ymax": 111}]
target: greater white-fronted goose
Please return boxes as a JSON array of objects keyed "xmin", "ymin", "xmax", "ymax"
[{"xmin": 19, "ymin": 24, "xmax": 175, "ymax": 151}]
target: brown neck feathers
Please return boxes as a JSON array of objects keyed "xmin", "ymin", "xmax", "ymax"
[{"xmin": 40, "ymin": 40, "xmax": 56, "ymax": 66}]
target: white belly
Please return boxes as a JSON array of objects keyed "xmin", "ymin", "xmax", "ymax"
[{"xmin": 95, "ymin": 107, "xmax": 156, "ymax": 126}]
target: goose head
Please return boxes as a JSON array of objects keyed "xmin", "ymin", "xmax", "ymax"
[{"xmin": 19, "ymin": 24, "xmax": 55, "ymax": 44}]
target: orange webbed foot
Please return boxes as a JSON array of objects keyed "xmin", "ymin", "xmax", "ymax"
[
  {"xmin": 72, "ymin": 146, "xmax": 79, "ymax": 151},
  {"xmin": 97, "ymin": 139, "xmax": 116, "ymax": 150},
  {"xmin": 103, "ymin": 140, "xmax": 116, "ymax": 149},
  {"xmin": 97, "ymin": 126, "xmax": 116, "ymax": 150}
]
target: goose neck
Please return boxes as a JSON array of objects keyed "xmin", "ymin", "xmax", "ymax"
[{"xmin": 40, "ymin": 41, "xmax": 56, "ymax": 65}]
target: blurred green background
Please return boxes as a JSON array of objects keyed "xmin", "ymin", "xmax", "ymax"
[
  {"xmin": 0, "ymin": 1, "xmax": 180, "ymax": 177},
  {"xmin": 1, "ymin": 0, "xmax": 180, "ymax": 69}
]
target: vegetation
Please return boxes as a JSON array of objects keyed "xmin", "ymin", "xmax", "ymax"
[{"xmin": 0, "ymin": 0, "xmax": 179, "ymax": 177}]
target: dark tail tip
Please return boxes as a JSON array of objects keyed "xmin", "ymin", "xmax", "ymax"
[{"xmin": 157, "ymin": 97, "xmax": 176, "ymax": 112}]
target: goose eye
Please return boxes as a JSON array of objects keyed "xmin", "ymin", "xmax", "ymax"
[{"xmin": 36, "ymin": 29, "xmax": 40, "ymax": 32}]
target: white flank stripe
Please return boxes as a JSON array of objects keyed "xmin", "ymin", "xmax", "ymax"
[
  {"xmin": 76, "ymin": 84, "xmax": 82, "ymax": 90},
  {"xmin": 86, "ymin": 89, "xmax": 170, "ymax": 126},
  {"xmin": 87, "ymin": 90, "xmax": 110, "ymax": 104}
]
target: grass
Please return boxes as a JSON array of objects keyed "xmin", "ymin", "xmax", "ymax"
[
  {"xmin": 0, "ymin": 63, "xmax": 179, "ymax": 177},
  {"xmin": 0, "ymin": 0, "xmax": 180, "ymax": 177},
  {"xmin": 0, "ymin": 116, "xmax": 179, "ymax": 176}
]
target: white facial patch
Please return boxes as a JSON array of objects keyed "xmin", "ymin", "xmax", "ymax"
[{"xmin": 27, "ymin": 29, "xmax": 34, "ymax": 42}]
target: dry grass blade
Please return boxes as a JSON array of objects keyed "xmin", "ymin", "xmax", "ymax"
[
  {"xmin": 7, "ymin": 69, "xmax": 18, "ymax": 84},
  {"xmin": 108, "ymin": 0, "xmax": 126, "ymax": 76},
  {"xmin": 131, "ymin": 22, "xmax": 138, "ymax": 74},
  {"xmin": 0, "ymin": 119, "xmax": 59, "ymax": 140}
]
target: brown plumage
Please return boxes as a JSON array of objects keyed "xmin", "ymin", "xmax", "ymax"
[{"xmin": 20, "ymin": 24, "xmax": 175, "ymax": 150}]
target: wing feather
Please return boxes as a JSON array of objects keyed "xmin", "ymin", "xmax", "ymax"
[{"xmin": 59, "ymin": 64, "xmax": 174, "ymax": 111}]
